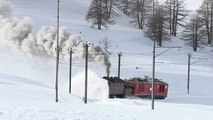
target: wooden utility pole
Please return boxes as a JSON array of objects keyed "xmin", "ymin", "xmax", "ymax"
[
  {"xmin": 152, "ymin": 46, "xmax": 181, "ymax": 110},
  {"xmin": 187, "ymin": 53, "xmax": 191, "ymax": 94},
  {"xmin": 69, "ymin": 48, "xmax": 74, "ymax": 93},
  {"xmin": 118, "ymin": 52, "xmax": 122, "ymax": 79},
  {"xmin": 152, "ymin": 37, "xmax": 156, "ymax": 110},
  {"xmin": 151, "ymin": 0, "xmax": 156, "ymax": 110},
  {"xmin": 55, "ymin": 0, "xmax": 60, "ymax": 103},
  {"xmin": 84, "ymin": 42, "xmax": 89, "ymax": 104},
  {"xmin": 187, "ymin": 54, "xmax": 207, "ymax": 94}
]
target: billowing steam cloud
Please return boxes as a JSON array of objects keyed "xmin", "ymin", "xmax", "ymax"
[
  {"xmin": 0, "ymin": 0, "xmax": 13, "ymax": 18},
  {"xmin": 0, "ymin": 0, "xmax": 111, "ymax": 76}
]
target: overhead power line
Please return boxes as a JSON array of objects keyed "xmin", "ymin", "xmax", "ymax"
[{"xmin": 89, "ymin": 39, "xmax": 144, "ymax": 44}]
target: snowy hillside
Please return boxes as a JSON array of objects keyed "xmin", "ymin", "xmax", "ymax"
[{"xmin": 0, "ymin": 0, "xmax": 213, "ymax": 120}]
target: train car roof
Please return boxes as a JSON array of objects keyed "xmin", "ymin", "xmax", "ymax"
[
  {"xmin": 128, "ymin": 77, "xmax": 167, "ymax": 84},
  {"xmin": 103, "ymin": 77, "xmax": 126, "ymax": 83}
]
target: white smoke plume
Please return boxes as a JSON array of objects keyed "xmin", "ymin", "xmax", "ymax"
[
  {"xmin": 0, "ymin": 0, "xmax": 111, "ymax": 76},
  {"xmin": 0, "ymin": 0, "xmax": 13, "ymax": 18}
]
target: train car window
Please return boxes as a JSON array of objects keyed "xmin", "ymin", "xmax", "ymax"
[
  {"xmin": 159, "ymin": 85, "xmax": 165, "ymax": 92},
  {"xmin": 141, "ymin": 85, "xmax": 145, "ymax": 92},
  {"xmin": 136, "ymin": 85, "xmax": 139, "ymax": 89}
]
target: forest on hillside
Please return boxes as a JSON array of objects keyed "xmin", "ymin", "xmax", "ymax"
[{"xmin": 85, "ymin": 0, "xmax": 213, "ymax": 51}]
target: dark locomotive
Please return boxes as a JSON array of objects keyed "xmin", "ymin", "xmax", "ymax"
[
  {"xmin": 103, "ymin": 77, "xmax": 133, "ymax": 98},
  {"xmin": 103, "ymin": 76, "xmax": 168, "ymax": 99}
]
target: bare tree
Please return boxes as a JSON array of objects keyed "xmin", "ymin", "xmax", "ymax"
[
  {"xmin": 103, "ymin": 0, "xmax": 118, "ymax": 18},
  {"xmin": 86, "ymin": 0, "xmax": 115, "ymax": 30},
  {"xmin": 99, "ymin": 36, "xmax": 113, "ymax": 55},
  {"xmin": 116, "ymin": 0, "xmax": 130, "ymax": 15},
  {"xmin": 197, "ymin": 0, "xmax": 213, "ymax": 44},
  {"xmin": 145, "ymin": 4, "xmax": 169, "ymax": 46},
  {"xmin": 182, "ymin": 15, "xmax": 205, "ymax": 51},
  {"xmin": 128, "ymin": 0, "xmax": 152, "ymax": 29},
  {"xmin": 164, "ymin": 0, "xmax": 188, "ymax": 36}
]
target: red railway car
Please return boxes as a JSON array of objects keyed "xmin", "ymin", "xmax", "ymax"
[{"xmin": 127, "ymin": 76, "xmax": 168, "ymax": 99}]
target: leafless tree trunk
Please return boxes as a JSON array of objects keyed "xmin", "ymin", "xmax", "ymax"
[
  {"xmin": 182, "ymin": 15, "xmax": 204, "ymax": 51},
  {"xmin": 165, "ymin": 0, "xmax": 187, "ymax": 36},
  {"xmin": 86, "ymin": 0, "xmax": 116, "ymax": 30}
]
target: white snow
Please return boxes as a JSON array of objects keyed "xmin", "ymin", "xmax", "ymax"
[{"xmin": 0, "ymin": 0, "xmax": 213, "ymax": 120}]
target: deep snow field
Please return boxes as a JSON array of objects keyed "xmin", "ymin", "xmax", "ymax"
[{"xmin": 0, "ymin": 0, "xmax": 213, "ymax": 120}]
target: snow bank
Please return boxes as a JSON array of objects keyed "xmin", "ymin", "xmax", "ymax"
[{"xmin": 71, "ymin": 69, "xmax": 109, "ymax": 99}]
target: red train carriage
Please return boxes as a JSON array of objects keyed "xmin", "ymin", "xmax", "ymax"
[{"xmin": 127, "ymin": 77, "xmax": 168, "ymax": 99}]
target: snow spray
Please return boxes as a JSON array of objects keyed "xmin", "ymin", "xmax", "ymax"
[{"xmin": 71, "ymin": 70, "xmax": 109, "ymax": 99}]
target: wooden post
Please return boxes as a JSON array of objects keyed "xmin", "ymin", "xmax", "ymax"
[
  {"xmin": 69, "ymin": 48, "xmax": 74, "ymax": 93},
  {"xmin": 187, "ymin": 53, "xmax": 191, "ymax": 94},
  {"xmin": 84, "ymin": 42, "xmax": 89, "ymax": 104},
  {"xmin": 55, "ymin": 0, "xmax": 60, "ymax": 103},
  {"xmin": 118, "ymin": 52, "xmax": 122, "ymax": 79}
]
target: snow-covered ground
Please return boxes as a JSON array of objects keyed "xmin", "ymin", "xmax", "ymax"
[{"xmin": 0, "ymin": 0, "xmax": 213, "ymax": 120}]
